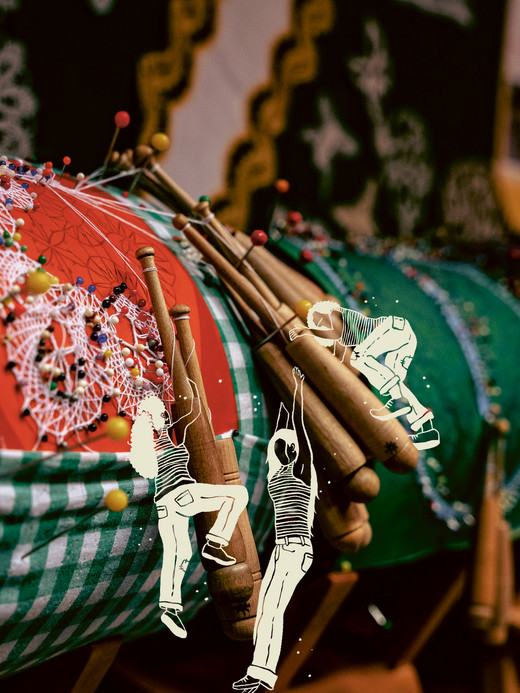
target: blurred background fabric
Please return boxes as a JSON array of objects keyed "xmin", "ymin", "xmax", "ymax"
[{"xmin": 0, "ymin": 0, "xmax": 508, "ymax": 243}]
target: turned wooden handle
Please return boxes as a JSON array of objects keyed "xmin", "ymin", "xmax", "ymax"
[
  {"xmin": 135, "ymin": 247, "xmax": 255, "ymax": 637},
  {"xmin": 214, "ymin": 437, "xmax": 262, "ymax": 640},
  {"xmin": 168, "ymin": 303, "xmax": 261, "ymax": 638},
  {"xmin": 470, "ymin": 423, "xmax": 508, "ymax": 631},
  {"xmin": 134, "ymin": 246, "xmax": 191, "ymax": 400},
  {"xmin": 169, "ymin": 304, "xmax": 212, "ymax": 431},
  {"xmin": 316, "ymin": 470, "xmax": 373, "ymax": 553}
]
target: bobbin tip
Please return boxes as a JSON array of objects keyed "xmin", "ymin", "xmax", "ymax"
[
  {"xmin": 169, "ymin": 304, "xmax": 190, "ymax": 318},
  {"xmin": 135, "ymin": 246, "xmax": 155, "ymax": 260},
  {"xmin": 134, "ymin": 144, "xmax": 155, "ymax": 168},
  {"xmin": 193, "ymin": 198, "xmax": 210, "ymax": 214},
  {"xmin": 172, "ymin": 214, "xmax": 190, "ymax": 231}
]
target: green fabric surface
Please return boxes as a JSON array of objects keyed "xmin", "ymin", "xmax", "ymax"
[
  {"xmin": 275, "ymin": 238, "xmax": 520, "ymax": 567},
  {"xmin": 0, "ymin": 197, "xmax": 272, "ymax": 678}
]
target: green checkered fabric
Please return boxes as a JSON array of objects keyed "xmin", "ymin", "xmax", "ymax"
[{"xmin": 0, "ymin": 203, "xmax": 273, "ymax": 678}]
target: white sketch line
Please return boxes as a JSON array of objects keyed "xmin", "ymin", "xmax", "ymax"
[
  {"xmin": 233, "ymin": 368, "xmax": 317, "ymax": 692},
  {"xmin": 128, "ymin": 393, "xmax": 248, "ymax": 639},
  {"xmin": 289, "ymin": 300, "xmax": 440, "ymax": 451}
]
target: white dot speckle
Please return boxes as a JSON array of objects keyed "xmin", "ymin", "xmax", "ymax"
[
  {"xmin": 395, "ymin": 299, "xmax": 399, "ymax": 303},
  {"xmin": 218, "ymin": 379, "xmax": 222, "ymax": 383}
]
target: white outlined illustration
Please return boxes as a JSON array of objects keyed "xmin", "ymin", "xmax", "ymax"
[
  {"xmin": 233, "ymin": 367, "xmax": 317, "ymax": 692},
  {"xmin": 289, "ymin": 300, "xmax": 440, "ymax": 450},
  {"xmin": 129, "ymin": 392, "xmax": 248, "ymax": 639}
]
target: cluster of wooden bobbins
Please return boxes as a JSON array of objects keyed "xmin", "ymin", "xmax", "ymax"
[{"xmin": 112, "ymin": 144, "xmax": 421, "ymax": 641}]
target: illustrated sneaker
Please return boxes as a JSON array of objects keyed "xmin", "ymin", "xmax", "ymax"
[
  {"xmin": 160, "ymin": 609, "xmax": 187, "ymax": 639},
  {"xmin": 409, "ymin": 427, "xmax": 440, "ymax": 450},
  {"xmin": 370, "ymin": 397, "xmax": 412, "ymax": 421},
  {"xmin": 201, "ymin": 540, "xmax": 237, "ymax": 566},
  {"xmin": 232, "ymin": 674, "xmax": 271, "ymax": 691}
]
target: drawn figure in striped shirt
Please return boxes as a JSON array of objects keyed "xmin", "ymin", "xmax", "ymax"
[
  {"xmin": 289, "ymin": 300, "xmax": 440, "ymax": 451},
  {"xmin": 233, "ymin": 367, "xmax": 317, "ymax": 693},
  {"xmin": 129, "ymin": 391, "xmax": 248, "ymax": 640}
]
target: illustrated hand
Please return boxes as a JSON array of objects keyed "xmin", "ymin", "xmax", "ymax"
[
  {"xmin": 288, "ymin": 325, "xmax": 304, "ymax": 341},
  {"xmin": 292, "ymin": 366, "xmax": 305, "ymax": 382}
]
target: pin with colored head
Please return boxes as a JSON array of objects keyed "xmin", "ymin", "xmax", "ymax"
[
  {"xmin": 21, "ymin": 487, "xmax": 130, "ymax": 559},
  {"xmin": 236, "ymin": 229, "xmax": 267, "ymax": 269},
  {"xmin": 128, "ymin": 132, "xmax": 170, "ymax": 194},
  {"xmin": 74, "ymin": 172, "xmax": 85, "ymax": 190},
  {"xmin": 103, "ymin": 111, "xmax": 131, "ymax": 169},
  {"xmin": 58, "ymin": 156, "xmax": 71, "ymax": 182},
  {"xmin": 265, "ymin": 179, "xmax": 290, "ymax": 234},
  {"xmin": 295, "ymin": 299, "xmax": 313, "ymax": 321},
  {"xmin": 0, "ymin": 416, "xmax": 131, "ymax": 479}
]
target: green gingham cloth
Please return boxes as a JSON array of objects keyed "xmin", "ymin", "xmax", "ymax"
[{"xmin": 0, "ymin": 207, "xmax": 273, "ymax": 678}]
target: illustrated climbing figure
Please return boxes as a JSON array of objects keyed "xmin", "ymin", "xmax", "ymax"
[
  {"xmin": 289, "ymin": 300, "xmax": 440, "ymax": 450},
  {"xmin": 128, "ymin": 391, "xmax": 249, "ymax": 639}
]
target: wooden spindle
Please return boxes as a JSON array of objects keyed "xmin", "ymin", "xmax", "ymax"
[{"xmin": 135, "ymin": 247, "xmax": 256, "ymax": 640}]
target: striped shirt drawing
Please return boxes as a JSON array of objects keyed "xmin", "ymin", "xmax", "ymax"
[
  {"xmin": 268, "ymin": 462, "xmax": 312, "ymax": 540},
  {"xmin": 154, "ymin": 431, "xmax": 194, "ymax": 502},
  {"xmin": 339, "ymin": 307, "xmax": 386, "ymax": 347}
]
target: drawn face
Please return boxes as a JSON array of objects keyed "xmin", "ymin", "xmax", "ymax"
[
  {"xmin": 311, "ymin": 310, "xmax": 334, "ymax": 330},
  {"xmin": 156, "ymin": 409, "xmax": 171, "ymax": 430},
  {"xmin": 307, "ymin": 301, "xmax": 340, "ymax": 346},
  {"xmin": 273, "ymin": 429, "xmax": 299, "ymax": 466}
]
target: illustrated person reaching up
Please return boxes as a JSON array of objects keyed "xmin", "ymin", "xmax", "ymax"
[{"xmin": 233, "ymin": 367, "xmax": 318, "ymax": 693}]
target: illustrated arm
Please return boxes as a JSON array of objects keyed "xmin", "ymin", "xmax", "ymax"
[{"xmin": 291, "ymin": 367, "xmax": 313, "ymax": 485}]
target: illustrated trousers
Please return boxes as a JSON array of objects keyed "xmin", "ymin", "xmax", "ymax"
[
  {"xmin": 156, "ymin": 481, "xmax": 248, "ymax": 611},
  {"xmin": 248, "ymin": 537, "xmax": 313, "ymax": 690},
  {"xmin": 349, "ymin": 315, "xmax": 429, "ymax": 428}
]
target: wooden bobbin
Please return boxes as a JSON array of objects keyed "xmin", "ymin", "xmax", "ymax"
[
  {"xmin": 255, "ymin": 339, "xmax": 380, "ymax": 503},
  {"xmin": 191, "ymin": 199, "xmax": 281, "ymax": 311},
  {"xmin": 169, "ymin": 304, "xmax": 212, "ymax": 431},
  {"xmin": 134, "ymin": 145, "xmax": 196, "ymax": 213},
  {"xmin": 169, "ymin": 303, "xmax": 262, "ymax": 636},
  {"xmin": 135, "ymin": 247, "xmax": 256, "ymax": 639},
  {"xmin": 470, "ymin": 420, "xmax": 509, "ymax": 633},
  {"xmin": 316, "ymin": 474, "xmax": 373, "ymax": 554},
  {"xmin": 134, "ymin": 246, "xmax": 190, "ymax": 399},
  {"xmin": 171, "ymin": 216, "xmax": 416, "ymax": 472}
]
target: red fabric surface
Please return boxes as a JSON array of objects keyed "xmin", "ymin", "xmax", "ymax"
[{"xmin": 0, "ymin": 178, "xmax": 238, "ymax": 452}]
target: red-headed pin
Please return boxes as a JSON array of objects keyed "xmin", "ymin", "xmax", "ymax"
[
  {"xmin": 236, "ymin": 229, "xmax": 267, "ymax": 268},
  {"xmin": 58, "ymin": 156, "xmax": 71, "ymax": 182},
  {"xmin": 300, "ymin": 248, "xmax": 314, "ymax": 264},
  {"xmin": 103, "ymin": 110, "xmax": 131, "ymax": 168}
]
